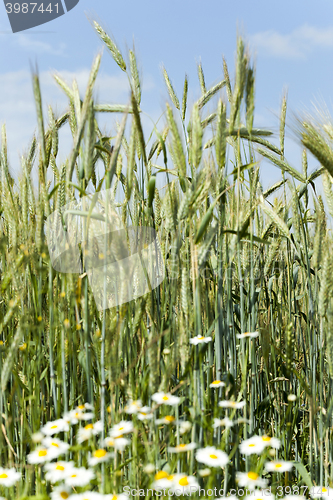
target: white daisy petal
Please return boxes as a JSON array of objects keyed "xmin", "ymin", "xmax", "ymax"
[
  {"xmin": 189, "ymin": 335, "xmax": 212, "ymax": 345},
  {"xmin": 151, "ymin": 392, "xmax": 180, "ymax": 406},
  {"xmin": 195, "ymin": 446, "xmax": 229, "ymax": 467},
  {"xmin": 0, "ymin": 468, "xmax": 21, "ymax": 487},
  {"xmin": 41, "ymin": 419, "xmax": 69, "ymax": 436},
  {"xmin": 109, "ymin": 421, "xmax": 134, "ymax": 438},
  {"xmin": 236, "ymin": 471, "xmax": 268, "ymax": 490},
  {"xmin": 265, "ymin": 460, "xmax": 293, "ymax": 473},
  {"xmin": 88, "ymin": 449, "xmax": 113, "ymax": 466}
]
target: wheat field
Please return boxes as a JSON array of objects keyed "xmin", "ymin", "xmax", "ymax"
[{"xmin": 0, "ymin": 20, "xmax": 333, "ymax": 500}]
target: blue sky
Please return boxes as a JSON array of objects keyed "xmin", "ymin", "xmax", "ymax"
[{"xmin": 1, "ymin": 0, "xmax": 333, "ymax": 193}]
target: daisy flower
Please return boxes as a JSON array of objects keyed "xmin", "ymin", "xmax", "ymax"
[
  {"xmin": 189, "ymin": 335, "xmax": 212, "ymax": 345},
  {"xmin": 44, "ymin": 461, "xmax": 75, "ymax": 483},
  {"xmin": 236, "ymin": 331, "xmax": 259, "ymax": 339},
  {"xmin": 42, "ymin": 437, "xmax": 70, "ymax": 458},
  {"xmin": 88, "ymin": 449, "xmax": 112, "ymax": 466},
  {"xmin": 310, "ymin": 487, "xmax": 333, "ymax": 498},
  {"xmin": 195, "ymin": 446, "xmax": 229, "ymax": 467},
  {"xmin": 103, "ymin": 436, "xmax": 130, "ymax": 452},
  {"xmin": 219, "ymin": 400, "xmax": 246, "ymax": 409},
  {"xmin": 124, "ymin": 400, "xmax": 142, "ymax": 414},
  {"xmin": 41, "ymin": 419, "xmax": 69, "ymax": 436},
  {"xmin": 137, "ymin": 406, "xmax": 154, "ymax": 421},
  {"xmin": 213, "ymin": 417, "xmax": 234, "ymax": 429},
  {"xmin": 152, "ymin": 392, "xmax": 180, "ymax": 406},
  {"xmin": 258, "ymin": 435, "xmax": 281, "ymax": 449},
  {"xmin": 75, "ymin": 403, "xmax": 94, "ymax": 411},
  {"xmin": 265, "ymin": 460, "xmax": 293, "ymax": 473},
  {"xmin": 109, "ymin": 421, "xmax": 134, "ymax": 438},
  {"xmin": 63, "ymin": 409, "xmax": 94, "ymax": 425},
  {"xmin": 64, "ymin": 467, "xmax": 95, "ymax": 487},
  {"xmin": 169, "ymin": 474, "xmax": 199, "ymax": 495},
  {"xmin": 155, "ymin": 415, "xmax": 177, "ymax": 425},
  {"xmin": 0, "ymin": 467, "xmax": 21, "ymax": 487},
  {"xmin": 151, "ymin": 471, "xmax": 175, "ymax": 490},
  {"xmin": 168, "ymin": 442, "xmax": 197, "ymax": 453},
  {"xmin": 210, "ymin": 380, "xmax": 226, "ymax": 388},
  {"xmin": 77, "ymin": 421, "xmax": 103, "ymax": 444},
  {"xmin": 27, "ymin": 446, "xmax": 58, "ymax": 464},
  {"xmin": 239, "ymin": 436, "xmax": 266, "ymax": 455},
  {"xmin": 236, "ymin": 471, "xmax": 268, "ymax": 490},
  {"xmin": 50, "ymin": 485, "xmax": 72, "ymax": 500}
]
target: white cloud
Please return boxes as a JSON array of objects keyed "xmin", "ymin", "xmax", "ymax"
[
  {"xmin": 14, "ymin": 34, "xmax": 67, "ymax": 56},
  {"xmin": 249, "ymin": 24, "xmax": 333, "ymax": 59}
]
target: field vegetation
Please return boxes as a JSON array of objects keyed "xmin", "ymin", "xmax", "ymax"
[{"xmin": 0, "ymin": 19, "xmax": 333, "ymax": 500}]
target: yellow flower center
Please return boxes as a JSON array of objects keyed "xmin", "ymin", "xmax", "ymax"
[
  {"xmin": 248, "ymin": 472, "xmax": 259, "ymax": 480},
  {"xmin": 155, "ymin": 471, "xmax": 168, "ymax": 480},
  {"xmin": 179, "ymin": 477, "xmax": 189, "ymax": 486},
  {"xmin": 118, "ymin": 427, "xmax": 124, "ymax": 431},
  {"xmin": 0, "ymin": 473, "xmax": 8, "ymax": 479},
  {"xmin": 198, "ymin": 336, "xmax": 205, "ymax": 340},
  {"xmin": 275, "ymin": 463, "xmax": 282, "ymax": 468},
  {"xmin": 85, "ymin": 424, "xmax": 94, "ymax": 430},
  {"xmin": 51, "ymin": 442, "xmax": 59, "ymax": 447},
  {"xmin": 71, "ymin": 474, "xmax": 77, "ymax": 478},
  {"xmin": 111, "ymin": 496, "xmax": 118, "ymax": 500},
  {"xmin": 165, "ymin": 416, "xmax": 175, "ymax": 422},
  {"xmin": 249, "ymin": 444, "xmax": 255, "ymax": 447},
  {"xmin": 323, "ymin": 489, "xmax": 328, "ymax": 493},
  {"xmin": 177, "ymin": 444, "xmax": 187, "ymax": 449},
  {"xmin": 56, "ymin": 465, "xmax": 65, "ymax": 471},
  {"xmin": 78, "ymin": 405, "xmax": 85, "ymax": 410},
  {"xmin": 94, "ymin": 449, "xmax": 107, "ymax": 458},
  {"xmin": 38, "ymin": 449, "xmax": 47, "ymax": 457},
  {"xmin": 60, "ymin": 493, "xmax": 69, "ymax": 499},
  {"xmin": 212, "ymin": 380, "xmax": 221, "ymax": 385},
  {"xmin": 162, "ymin": 396, "xmax": 169, "ymax": 401},
  {"xmin": 50, "ymin": 425, "xmax": 58, "ymax": 429},
  {"xmin": 262, "ymin": 436, "xmax": 271, "ymax": 442},
  {"xmin": 209, "ymin": 454, "xmax": 218, "ymax": 459}
]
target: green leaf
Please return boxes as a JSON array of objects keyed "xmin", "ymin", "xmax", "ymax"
[{"xmin": 293, "ymin": 462, "xmax": 313, "ymax": 489}]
